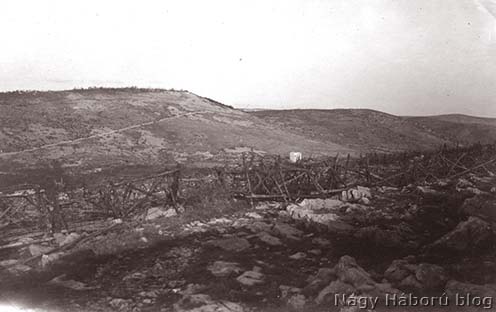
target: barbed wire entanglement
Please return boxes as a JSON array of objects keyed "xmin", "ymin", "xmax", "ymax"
[{"xmin": 0, "ymin": 143, "xmax": 495, "ymax": 241}]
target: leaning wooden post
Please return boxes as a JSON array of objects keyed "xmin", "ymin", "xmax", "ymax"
[
  {"xmin": 242, "ymin": 153, "xmax": 254, "ymax": 208},
  {"xmin": 344, "ymin": 153, "xmax": 350, "ymax": 185},
  {"xmin": 277, "ymin": 155, "xmax": 291, "ymax": 201},
  {"xmin": 365, "ymin": 154, "xmax": 371, "ymax": 184}
]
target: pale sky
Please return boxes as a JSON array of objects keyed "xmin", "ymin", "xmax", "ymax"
[{"xmin": 1, "ymin": 0, "xmax": 496, "ymax": 116}]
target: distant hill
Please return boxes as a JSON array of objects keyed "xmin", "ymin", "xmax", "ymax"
[
  {"xmin": 1, "ymin": 89, "xmax": 494, "ymax": 173},
  {"xmin": 0, "ymin": 88, "xmax": 353, "ymax": 171},
  {"xmin": 251, "ymin": 109, "xmax": 496, "ymax": 153},
  {"xmin": 423, "ymin": 114, "xmax": 496, "ymax": 127}
]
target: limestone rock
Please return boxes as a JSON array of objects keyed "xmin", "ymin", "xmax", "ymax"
[
  {"xmin": 145, "ymin": 206, "xmax": 177, "ymax": 221},
  {"xmin": 335, "ymin": 256, "xmax": 375, "ymax": 289},
  {"xmin": 462, "ymin": 194, "xmax": 496, "ymax": 222},
  {"xmin": 315, "ymin": 280, "xmax": 355, "ymax": 305},
  {"xmin": 289, "ymin": 252, "xmax": 306, "ymax": 260},
  {"xmin": 28, "ymin": 244, "xmax": 53, "ymax": 256},
  {"xmin": 236, "ymin": 270, "xmax": 264, "ymax": 286},
  {"xmin": 309, "ymin": 249, "xmax": 322, "ymax": 256},
  {"xmin": 208, "ymin": 237, "xmax": 251, "ymax": 252},
  {"xmin": 58, "ymin": 232, "xmax": 81, "ymax": 247},
  {"xmin": 207, "ymin": 261, "xmax": 241, "ymax": 277},
  {"xmin": 398, "ymin": 274, "xmax": 423, "ymax": 291},
  {"xmin": 384, "ymin": 259, "xmax": 413, "ymax": 284},
  {"xmin": 415, "ymin": 263, "xmax": 448, "ymax": 290},
  {"xmin": 273, "ymin": 223, "xmax": 303, "ymax": 240},
  {"xmin": 287, "ymin": 294, "xmax": 306, "ymax": 310},
  {"xmin": 41, "ymin": 252, "xmax": 65, "ymax": 268},
  {"xmin": 294, "ymin": 198, "xmax": 345, "ymax": 211},
  {"xmin": 333, "ymin": 256, "xmax": 399, "ymax": 297},
  {"xmin": 286, "ymin": 199, "xmax": 352, "ymax": 226},
  {"xmin": 174, "ymin": 293, "xmax": 244, "ymax": 312},
  {"xmin": 245, "ymin": 221, "xmax": 272, "ymax": 233},
  {"xmin": 303, "ymin": 268, "xmax": 337, "ymax": 296},
  {"xmin": 48, "ymin": 274, "xmax": 96, "ymax": 290},
  {"xmin": 279, "ymin": 285, "xmax": 302, "ymax": 299},
  {"xmin": 359, "ymin": 197, "xmax": 371, "ymax": 205},
  {"xmin": 257, "ymin": 232, "xmax": 283, "ymax": 246},
  {"xmin": 54, "ymin": 233, "xmax": 67, "ymax": 245},
  {"xmin": 325, "ymin": 220, "xmax": 355, "ymax": 233},
  {"xmin": 6, "ymin": 263, "xmax": 32, "ymax": 275},
  {"xmin": 139, "ymin": 290, "xmax": 160, "ymax": 298},
  {"xmin": 109, "ymin": 298, "xmax": 133, "ymax": 311},
  {"xmin": 0, "ymin": 259, "xmax": 19, "ymax": 267},
  {"xmin": 245, "ymin": 212, "xmax": 263, "ymax": 219},
  {"xmin": 341, "ymin": 186, "xmax": 371, "ymax": 202},
  {"xmin": 312, "ymin": 237, "xmax": 331, "ymax": 247},
  {"xmin": 385, "ymin": 259, "xmax": 448, "ymax": 291},
  {"xmin": 427, "ymin": 217, "xmax": 494, "ymax": 252}
]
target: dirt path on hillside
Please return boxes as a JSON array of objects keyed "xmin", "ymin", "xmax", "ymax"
[{"xmin": 0, "ymin": 111, "xmax": 206, "ymax": 158}]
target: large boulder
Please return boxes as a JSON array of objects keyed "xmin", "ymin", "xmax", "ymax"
[
  {"xmin": 335, "ymin": 256, "xmax": 376, "ymax": 289},
  {"xmin": 309, "ymin": 256, "xmax": 399, "ymax": 306},
  {"xmin": 384, "ymin": 259, "xmax": 415, "ymax": 284},
  {"xmin": 257, "ymin": 232, "xmax": 283, "ymax": 246},
  {"xmin": 427, "ymin": 217, "xmax": 494, "ymax": 252},
  {"xmin": 384, "ymin": 259, "xmax": 448, "ymax": 292},
  {"xmin": 462, "ymin": 194, "xmax": 496, "ymax": 222},
  {"xmin": 303, "ymin": 268, "xmax": 337, "ymax": 296},
  {"xmin": 334, "ymin": 256, "xmax": 398, "ymax": 296},
  {"xmin": 415, "ymin": 263, "xmax": 449, "ymax": 290},
  {"xmin": 272, "ymin": 223, "xmax": 303, "ymax": 240}
]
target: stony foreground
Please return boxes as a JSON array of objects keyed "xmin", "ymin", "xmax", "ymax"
[{"xmin": 0, "ymin": 174, "xmax": 495, "ymax": 312}]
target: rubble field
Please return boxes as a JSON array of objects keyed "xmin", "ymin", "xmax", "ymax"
[{"xmin": 1, "ymin": 168, "xmax": 495, "ymax": 312}]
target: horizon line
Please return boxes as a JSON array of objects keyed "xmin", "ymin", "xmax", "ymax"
[{"xmin": 1, "ymin": 86, "xmax": 495, "ymax": 119}]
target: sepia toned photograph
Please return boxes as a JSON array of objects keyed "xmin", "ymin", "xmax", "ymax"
[{"xmin": 0, "ymin": 1, "xmax": 495, "ymax": 311}]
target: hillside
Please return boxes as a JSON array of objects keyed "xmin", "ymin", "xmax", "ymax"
[
  {"xmin": 0, "ymin": 88, "xmax": 353, "ymax": 171},
  {"xmin": 423, "ymin": 114, "xmax": 496, "ymax": 127},
  {"xmin": 251, "ymin": 109, "xmax": 496, "ymax": 153},
  {"xmin": 405, "ymin": 115, "xmax": 496, "ymax": 145},
  {"xmin": 1, "ymin": 89, "xmax": 494, "ymax": 174}
]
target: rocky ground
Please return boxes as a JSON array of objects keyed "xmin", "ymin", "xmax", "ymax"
[{"xmin": 0, "ymin": 174, "xmax": 495, "ymax": 312}]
